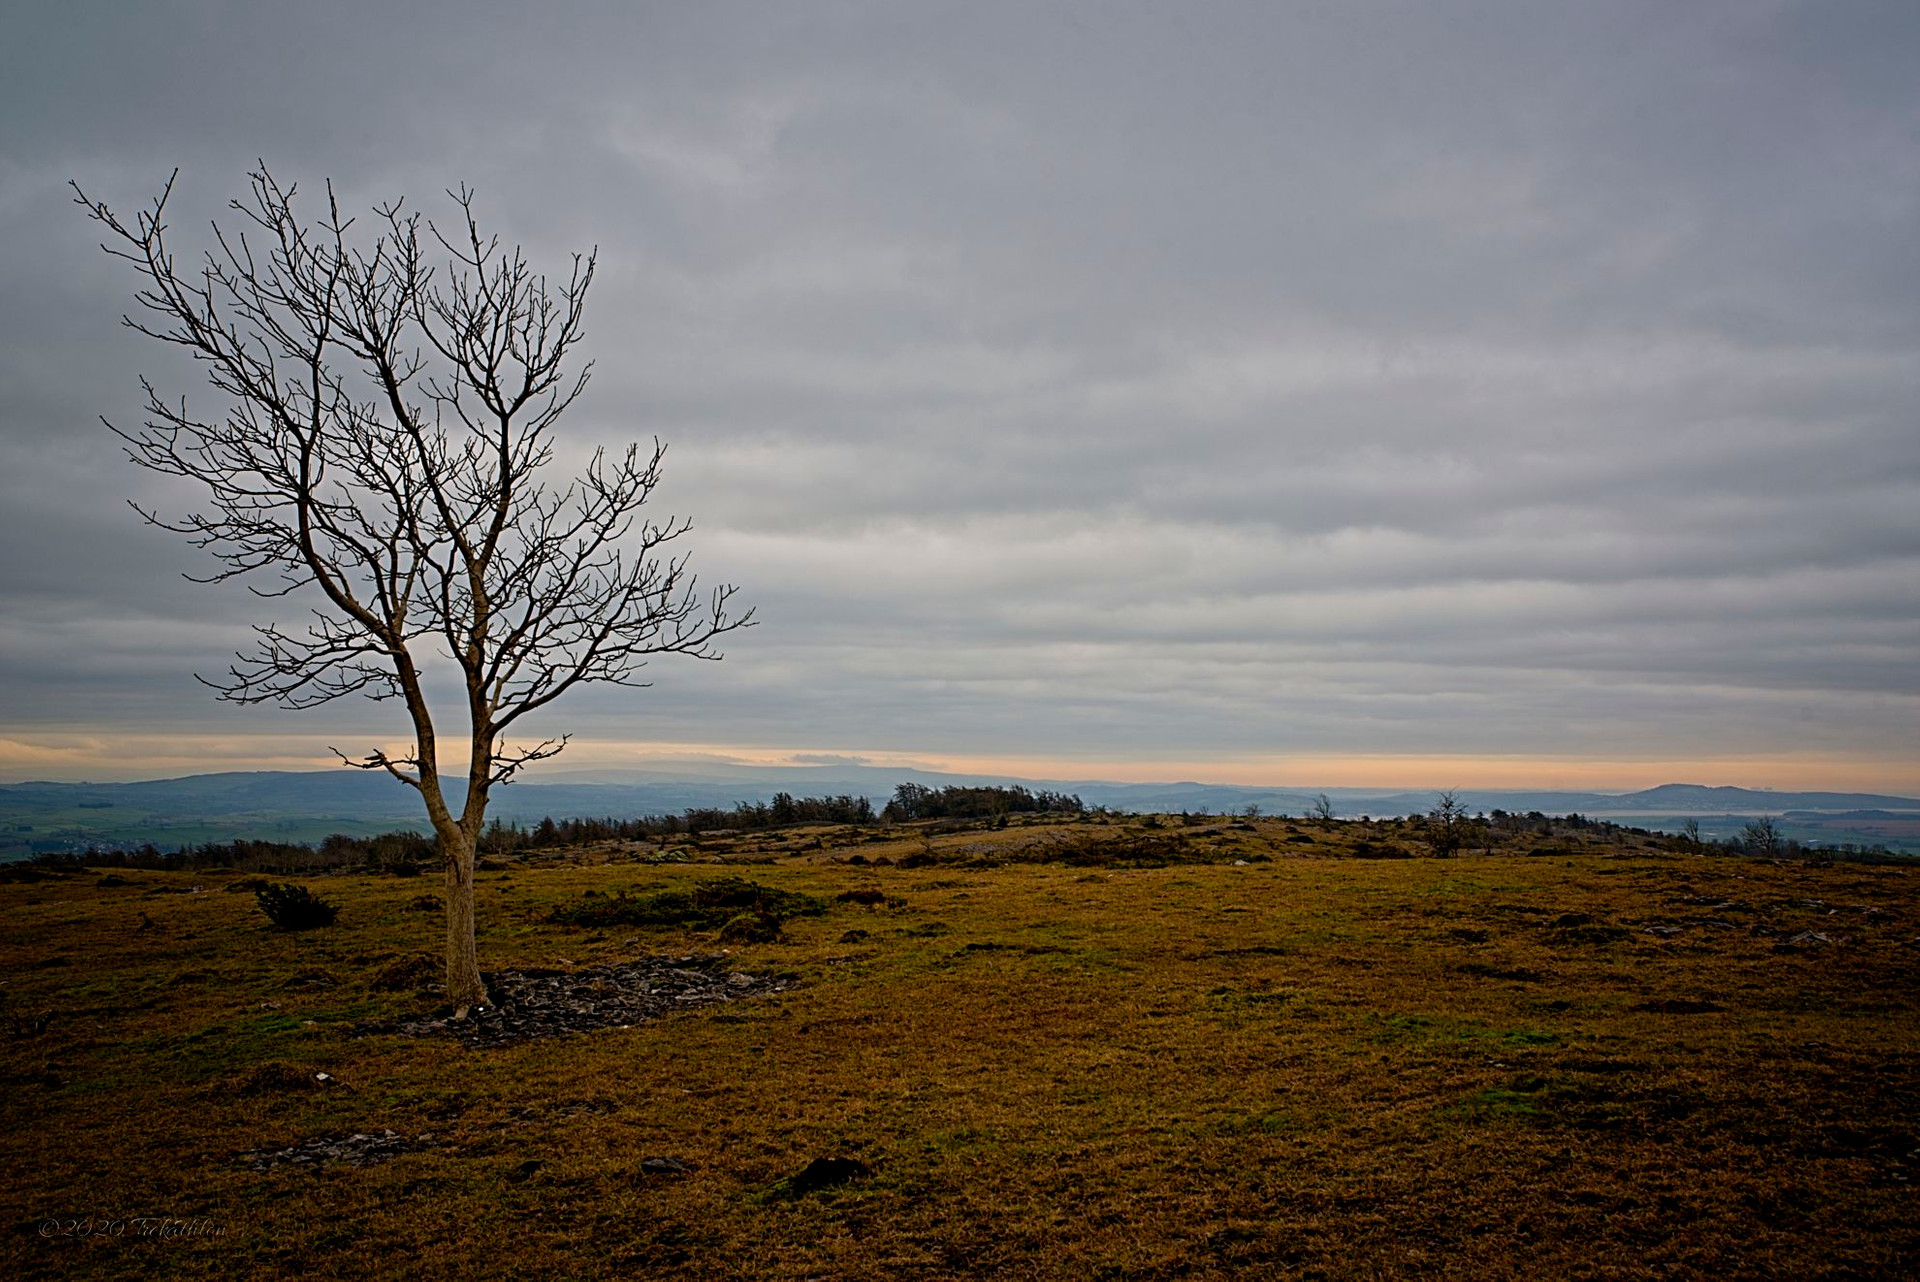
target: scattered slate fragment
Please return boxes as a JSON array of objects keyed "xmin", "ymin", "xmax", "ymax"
[
  {"xmin": 355, "ymin": 956, "xmax": 789, "ymax": 1048},
  {"xmin": 240, "ymin": 1129, "xmax": 418, "ymax": 1171},
  {"xmin": 641, "ymin": 1156, "xmax": 690, "ymax": 1176},
  {"xmin": 1774, "ymin": 931, "xmax": 1848, "ymax": 954}
]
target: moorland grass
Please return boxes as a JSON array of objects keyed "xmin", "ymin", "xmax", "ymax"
[{"xmin": 2, "ymin": 816, "xmax": 1916, "ymax": 1278}]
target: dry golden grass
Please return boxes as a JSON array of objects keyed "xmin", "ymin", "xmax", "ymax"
[{"xmin": 3, "ymin": 816, "xmax": 1917, "ymax": 1278}]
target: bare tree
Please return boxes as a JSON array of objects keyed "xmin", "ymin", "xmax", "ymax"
[
  {"xmin": 73, "ymin": 167, "xmax": 752, "ymax": 1014},
  {"xmin": 1426, "ymin": 789, "xmax": 1471, "ymax": 857},
  {"xmin": 1738, "ymin": 815, "xmax": 1784, "ymax": 858},
  {"xmin": 1310, "ymin": 793, "xmax": 1336, "ymax": 822}
]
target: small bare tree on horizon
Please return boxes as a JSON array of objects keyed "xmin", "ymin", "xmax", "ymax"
[
  {"xmin": 1426, "ymin": 789, "xmax": 1471, "ymax": 857},
  {"xmin": 74, "ymin": 166, "xmax": 752, "ymax": 1014}
]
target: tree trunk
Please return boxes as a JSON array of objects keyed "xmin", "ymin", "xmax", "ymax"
[{"xmin": 442, "ymin": 829, "xmax": 491, "ymax": 1014}]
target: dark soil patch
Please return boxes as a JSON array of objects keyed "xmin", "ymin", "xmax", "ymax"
[
  {"xmin": 370, "ymin": 955, "xmax": 439, "ymax": 992},
  {"xmin": 231, "ymin": 1061, "xmax": 326, "ymax": 1095},
  {"xmin": 759, "ymin": 1156, "xmax": 873, "ymax": 1200},
  {"xmin": 1459, "ymin": 963, "xmax": 1548, "ymax": 983},
  {"xmin": 1630, "ymin": 998, "xmax": 1725, "ymax": 1014},
  {"xmin": 1548, "ymin": 918, "xmax": 1633, "ymax": 945}
]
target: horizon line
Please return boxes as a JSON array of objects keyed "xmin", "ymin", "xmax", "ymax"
[{"xmin": 4, "ymin": 760, "xmax": 1919, "ymax": 802}]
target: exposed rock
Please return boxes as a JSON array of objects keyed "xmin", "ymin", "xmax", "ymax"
[
  {"xmin": 641, "ymin": 1156, "xmax": 691, "ymax": 1175},
  {"xmin": 239, "ymin": 1129, "xmax": 418, "ymax": 1170},
  {"xmin": 356, "ymin": 955, "xmax": 789, "ymax": 1048}
]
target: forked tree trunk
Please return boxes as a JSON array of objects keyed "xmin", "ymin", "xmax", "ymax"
[{"xmin": 441, "ymin": 827, "xmax": 491, "ymax": 1014}]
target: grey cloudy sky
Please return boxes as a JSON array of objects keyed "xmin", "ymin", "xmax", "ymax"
[{"xmin": 2, "ymin": 1, "xmax": 1916, "ymax": 789}]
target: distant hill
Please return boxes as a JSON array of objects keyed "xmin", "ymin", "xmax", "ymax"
[{"xmin": 2, "ymin": 768, "xmax": 1916, "ymax": 857}]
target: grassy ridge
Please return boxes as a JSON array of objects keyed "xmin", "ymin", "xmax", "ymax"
[{"xmin": 3, "ymin": 816, "xmax": 1916, "ymax": 1277}]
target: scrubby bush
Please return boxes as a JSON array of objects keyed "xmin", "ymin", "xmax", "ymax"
[
  {"xmin": 255, "ymin": 883, "xmax": 339, "ymax": 930},
  {"xmin": 549, "ymin": 877, "xmax": 824, "ymax": 930}
]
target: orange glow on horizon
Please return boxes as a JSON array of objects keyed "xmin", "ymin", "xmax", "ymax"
[
  {"xmin": 914, "ymin": 752, "xmax": 1920, "ymax": 795},
  {"xmin": 0, "ymin": 731, "xmax": 1915, "ymax": 795}
]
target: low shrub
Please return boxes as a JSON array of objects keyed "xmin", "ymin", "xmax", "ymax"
[
  {"xmin": 255, "ymin": 883, "xmax": 339, "ymax": 931},
  {"xmin": 549, "ymin": 877, "xmax": 825, "ymax": 930},
  {"xmin": 1049, "ymin": 832, "xmax": 1211, "ymax": 868},
  {"xmin": 718, "ymin": 911, "xmax": 784, "ymax": 944}
]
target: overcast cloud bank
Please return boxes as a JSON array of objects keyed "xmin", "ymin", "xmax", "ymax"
[{"xmin": 2, "ymin": 2, "xmax": 1915, "ymax": 788}]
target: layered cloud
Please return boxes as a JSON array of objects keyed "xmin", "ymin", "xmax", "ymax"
[{"xmin": 1, "ymin": 2, "xmax": 1914, "ymax": 785}]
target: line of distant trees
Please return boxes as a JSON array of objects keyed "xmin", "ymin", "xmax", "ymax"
[
  {"xmin": 494, "ymin": 792, "xmax": 880, "ymax": 848},
  {"xmin": 27, "ymin": 786, "xmax": 1079, "ymax": 872},
  {"xmin": 29, "ymin": 831, "xmax": 435, "ymax": 874},
  {"xmin": 882, "ymin": 782, "xmax": 1083, "ymax": 822}
]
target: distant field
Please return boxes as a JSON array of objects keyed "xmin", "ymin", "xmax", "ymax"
[
  {"xmin": 1622, "ymin": 811, "xmax": 1920, "ymax": 855},
  {"xmin": 1792, "ymin": 814, "xmax": 1920, "ymax": 847},
  {"xmin": 0, "ymin": 813, "xmax": 428, "ymax": 858},
  {"xmin": 3, "ymin": 815, "xmax": 1916, "ymax": 1278}
]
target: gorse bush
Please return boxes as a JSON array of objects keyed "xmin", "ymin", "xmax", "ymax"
[{"xmin": 255, "ymin": 883, "xmax": 339, "ymax": 931}]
